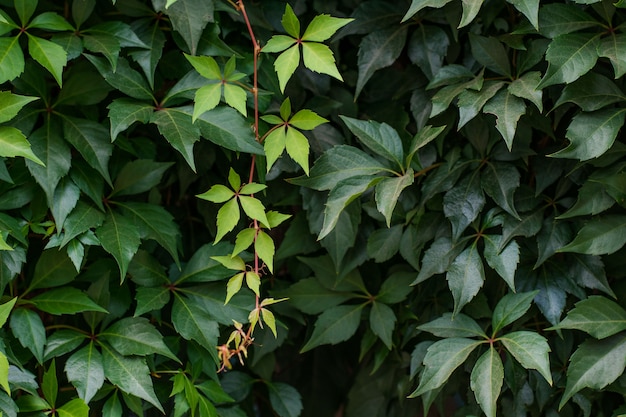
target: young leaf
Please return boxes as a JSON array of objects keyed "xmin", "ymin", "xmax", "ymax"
[
  {"xmin": 301, "ymin": 14, "xmax": 353, "ymax": 42},
  {"xmin": 284, "ymin": 126, "xmax": 310, "ymax": 174},
  {"xmin": 301, "ymin": 304, "xmax": 364, "ymax": 352},
  {"xmin": 280, "ymin": 4, "xmax": 300, "ymax": 38},
  {"xmin": 499, "ymin": 331, "xmax": 552, "ymax": 385},
  {"xmin": 409, "ymin": 338, "xmax": 481, "ymax": 397},
  {"xmin": 255, "ymin": 230, "xmax": 275, "ymax": 273},
  {"xmin": 550, "ymin": 296, "xmax": 626, "ymax": 339},
  {"xmin": 225, "ymin": 273, "xmax": 244, "ymax": 305},
  {"xmin": 0, "ymin": 297, "xmax": 16, "ymax": 328},
  {"xmin": 233, "ymin": 228, "xmax": 256, "ymax": 257},
  {"xmin": 289, "ymin": 109, "xmax": 328, "ymax": 130},
  {"xmin": 491, "ymin": 291, "xmax": 538, "ymax": 335},
  {"xmin": 223, "ymin": 83, "xmax": 247, "ymax": 116},
  {"xmin": 192, "ymin": 83, "xmax": 221, "ymax": 122},
  {"xmin": 239, "ymin": 196, "xmax": 269, "ymax": 227},
  {"xmin": 274, "ymin": 45, "xmax": 299, "ymax": 93},
  {"xmin": 27, "ymin": 34, "xmax": 67, "ymax": 86},
  {"xmin": 245, "ymin": 271, "xmax": 260, "ymax": 296},
  {"xmin": 470, "ymin": 347, "xmax": 504, "ymax": 417},
  {"xmin": 418, "ymin": 313, "xmax": 486, "ymax": 338},
  {"xmin": 184, "ymin": 54, "xmax": 221, "ymax": 80},
  {"xmin": 301, "ymin": 42, "xmax": 342, "ymax": 81},
  {"xmin": 55, "ymin": 398, "xmax": 89, "ymax": 417},
  {"xmin": 0, "ymin": 127, "xmax": 44, "ymax": 166},
  {"xmin": 65, "ymin": 343, "xmax": 104, "ymax": 403}
]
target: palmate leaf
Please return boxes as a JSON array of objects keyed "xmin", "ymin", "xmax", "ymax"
[
  {"xmin": 551, "ymin": 296, "xmax": 626, "ymax": 339},
  {"xmin": 301, "ymin": 304, "xmax": 364, "ymax": 353},
  {"xmin": 559, "ymin": 333, "xmax": 626, "ymax": 409},
  {"xmin": 470, "ymin": 347, "xmax": 503, "ymax": 417},
  {"xmin": 409, "ymin": 338, "xmax": 482, "ymax": 397},
  {"xmin": 302, "ymin": 14, "xmax": 353, "ymax": 42},
  {"xmin": 550, "ymin": 108, "xmax": 626, "ymax": 160},
  {"xmin": 96, "ymin": 210, "xmax": 141, "ymax": 282}
]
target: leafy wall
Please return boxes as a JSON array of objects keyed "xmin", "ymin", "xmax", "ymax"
[{"xmin": 1, "ymin": 0, "xmax": 626, "ymax": 416}]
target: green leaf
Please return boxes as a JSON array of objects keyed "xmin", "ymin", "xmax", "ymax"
[
  {"xmin": 263, "ymin": 35, "xmax": 297, "ymax": 53},
  {"xmin": 302, "ymin": 14, "xmax": 353, "ymax": 42},
  {"xmin": 459, "ymin": 0, "xmax": 484, "ymax": 28},
  {"xmin": 16, "ymin": 0, "xmax": 37, "ymax": 25},
  {"xmin": 507, "ymin": 0, "xmax": 539, "ymax": 30},
  {"xmin": 117, "ymin": 202, "xmax": 181, "ymax": 265},
  {"xmin": 491, "ymin": 291, "xmax": 538, "ymax": 335},
  {"xmin": 60, "ymin": 202, "xmax": 105, "ymax": 247},
  {"xmin": 409, "ymin": 338, "xmax": 481, "ymax": 397},
  {"xmin": 413, "ymin": 236, "xmax": 470, "ymax": 285},
  {"xmin": 197, "ymin": 184, "xmax": 235, "ymax": 203},
  {"xmin": 280, "ymin": 4, "xmax": 300, "ymax": 38},
  {"xmin": 483, "ymin": 90, "xmax": 526, "ymax": 150},
  {"xmin": 96, "ymin": 210, "xmax": 141, "ymax": 281},
  {"xmin": 56, "ymin": 398, "xmax": 89, "ymax": 417},
  {"xmin": 264, "ymin": 128, "xmax": 286, "ymax": 172},
  {"xmin": 239, "ymin": 195, "xmax": 269, "ymax": 227},
  {"xmin": 367, "ymin": 224, "xmax": 403, "ymax": 262},
  {"xmin": 176, "ymin": 243, "xmax": 234, "ymax": 284},
  {"xmin": 10, "ymin": 308, "xmax": 45, "ymax": 363},
  {"xmin": 171, "ymin": 294, "xmax": 219, "ymax": 363},
  {"xmin": 101, "ymin": 344, "xmax": 164, "ymax": 412},
  {"xmin": 598, "ymin": 33, "xmax": 626, "ymax": 78},
  {"xmin": 280, "ymin": 278, "xmax": 352, "ymax": 315},
  {"xmin": 65, "ymin": 343, "xmax": 104, "ymax": 403},
  {"xmin": 418, "ymin": 312, "xmax": 486, "ymax": 338},
  {"xmin": 508, "ymin": 71, "xmax": 543, "ymax": 112},
  {"xmin": 100, "ymin": 317, "xmax": 179, "ymax": 362},
  {"xmin": 469, "ymin": 34, "xmax": 511, "ymax": 77},
  {"xmin": 481, "ymin": 162, "xmax": 520, "ymax": 219},
  {"xmin": 408, "ymin": 25, "xmax": 450, "ymax": 81},
  {"xmin": 62, "ymin": 115, "xmax": 113, "ymax": 185},
  {"xmin": 0, "ymin": 297, "xmax": 16, "ymax": 328},
  {"xmin": 151, "ymin": 107, "xmax": 200, "ymax": 171},
  {"xmin": 550, "ymin": 108, "xmax": 626, "ymax": 160},
  {"xmin": 290, "ymin": 109, "xmax": 327, "ymax": 131},
  {"xmin": 29, "ymin": 248, "xmax": 79, "ymax": 291},
  {"xmin": 339, "ymin": 116, "xmax": 404, "ymax": 169},
  {"xmin": 255, "ymin": 230, "xmax": 275, "ymax": 273},
  {"xmin": 484, "ymin": 235, "xmax": 519, "ymax": 291},
  {"xmin": 553, "ymin": 73, "xmax": 625, "ymax": 112},
  {"xmin": 0, "ymin": 352, "xmax": 8, "ymax": 394},
  {"xmin": 537, "ymin": 4, "xmax": 599, "ymax": 38},
  {"xmin": 27, "ymin": 34, "xmax": 67, "ymax": 87},
  {"xmin": 443, "ymin": 175, "xmax": 485, "ymax": 240},
  {"xmin": 0, "ymin": 91, "xmax": 38, "ymax": 124},
  {"xmin": 430, "ymin": 71, "xmax": 484, "ymax": 117},
  {"xmin": 356, "ymin": 26, "xmax": 407, "ymax": 98},
  {"xmin": 31, "ymin": 287, "xmax": 108, "ymax": 315},
  {"xmin": 402, "ymin": 0, "xmax": 454, "ymax": 22},
  {"xmin": 369, "ymin": 301, "xmax": 396, "ymax": 349},
  {"xmin": 406, "ymin": 125, "xmax": 446, "ymax": 166},
  {"xmin": 43, "ymin": 360, "xmax": 58, "ymax": 407},
  {"xmin": 223, "ymin": 83, "xmax": 247, "ymax": 117},
  {"xmin": 267, "ymin": 382, "xmax": 303, "ymax": 417},
  {"xmin": 470, "ymin": 347, "xmax": 504, "ymax": 417},
  {"xmin": 0, "ymin": 37, "xmax": 24, "ymax": 84},
  {"xmin": 559, "ymin": 333, "xmax": 626, "ymax": 409},
  {"xmin": 44, "ymin": 329, "xmax": 85, "ymax": 361},
  {"xmin": 559, "ymin": 214, "xmax": 626, "ymax": 255},
  {"xmin": 184, "ymin": 54, "xmax": 221, "ymax": 79},
  {"xmin": 302, "ymin": 42, "xmax": 342, "ymax": 81},
  {"xmin": 289, "ymin": 145, "xmax": 388, "ymax": 191},
  {"xmin": 551, "ymin": 296, "xmax": 626, "ymax": 339},
  {"xmin": 375, "ymin": 171, "xmax": 414, "ymax": 227},
  {"xmin": 0, "ymin": 127, "xmax": 44, "ymax": 166},
  {"xmin": 225, "ymin": 272, "xmax": 244, "ymax": 304},
  {"xmin": 189, "ymin": 106, "xmax": 264, "ymax": 155},
  {"xmin": 192, "ymin": 83, "xmax": 221, "ymax": 122},
  {"xmin": 112, "ymin": 160, "xmax": 173, "ymax": 197},
  {"xmin": 284, "ymin": 126, "xmax": 310, "ymax": 174},
  {"xmin": 215, "ymin": 198, "xmax": 240, "ymax": 243},
  {"xmin": 51, "ymin": 177, "xmax": 80, "ymax": 231},
  {"xmin": 86, "ymin": 55, "xmax": 153, "ymax": 101},
  {"xmin": 499, "ymin": 331, "xmax": 552, "ymax": 385},
  {"xmin": 82, "ymin": 33, "xmax": 120, "ymax": 71},
  {"xmin": 569, "ymin": 254, "xmax": 615, "ymax": 298},
  {"xmin": 301, "ymin": 304, "xmax": 364, "ymax": 352},
  {"xmin": 274, "ymin": 45, "xmax": 300, "ymax": 93},
  {"xmin": 538, "ymin": 33, "xmax": 600, "ymax": 88},
  {"xmin": 447, "ymin": 244, "xmax": 485, "ymax": 316},
  {"xmin": 457, "ymin": 81, "xmax": 505, "ymax": 130},
  {"xmin": 107, "ymin": 99, "xmax": 154, "ymax": 141},
  {"xmin": 134, "ymin": 286, "xmax": 170, "ymax": 317},
  {"xmin": 156, "ymin": 0, "xmax": 213, "ymax": 55}
]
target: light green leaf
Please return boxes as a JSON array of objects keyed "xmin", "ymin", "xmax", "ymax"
[
  {"xmin": 447, "ymin": 244, "xmax": 485, "ymax": 316},
  {"xmin": 0, "ymin": 352, "xmax": 8, "ymax": 394},
  {"xmin": 375, "ymin": 170, "xmax": 414, "ymax": 227},
  {"xmin": 62, "ymin": 115, "xmax": 113, "ymax": 185},
  {"xmin": 553, "ymin": 72, "xmax": 626, "ymax": 112},
  {"xmin": 267, "ymin": 382, "xmax": 303, "ymax": 417},
  {"xmin": 16, "ymin": 0, "xmax": 37, "ymax": 25},
  {"xmin": 151, "ymin": 107, "xmax": 200, "ymax": 171},
  {"xmin": 483, "ymin": 90, "xmax": 526, "ymax": 150},
  {"xmin": 339, "ymin": 116, "xmax": 404, "ymax": 169},
  {"xmin": 280, "ymin": 4, "xmax": 300, "ymax": 38},
  {"xmin": 560, "ymin": 216, "xmax": 626, "ymax": 255},
  {"xmin": 274, "ymin": 45, "xmax": 300, "ymax": 93},
  {"xmin": 10, "ymin": 308, "xmax": 46, "ymax": 363},
  {"xmin": 245, "ymin": 271, "xmax": 260, "ymax": 296},
  {"xmin": 470, "ymin": 347, "xmax": 503, "ymax": 417},
  {"xmin": 418, "ymin": 313, "xmax": 486, "ymax": 338},
  {"xmin": 409, "ymin": 338, "xmax": 481, "ymax": 397},
  {"xmin": 369, "ymin": 301, "xmax": 396, "ymax": 349},
  {"xmin": 302, "ymin": 14, "xmax": 353, "ymax": 42},
  {"xmin": 551, "ymin": 296, "xmax": 626, "ymax": 339},
  {"xmin": 301, "ymin": 304, "xmax": 364, "ymax": 352},
  {"xmin": 65, "ymin": 343, "xmax": 104, "ymax": 403},
  {"xmin": 459, "ymin": 0, "xmax": 485, "ymax": 28},
  {"xmin": 112, "ymin": 160, "xmax": 173, "ymax": 197},
  {"xmin": 197, "ymin": 184, "xmax": 235, "ymax": 203},
  {"xmin": 239, "ymin": 195, "xmax": 269, "ymax": 227},
  {"xmin": 27, "ymin": 34, "xmax": 67, "ymax": 86},
  {"xmin": 264, "ymin": 128, "xmax": 286, "ymax": 172},
  {"xmin": 285, "ymin": 126, "xmax": 310, "ymax": 174},
  {"xmin": 508, "ymin": 71, "xmax": 543, "ymax": 112},
  {"xmin": 107, "ymin": 99, "xmax": 153, "ymax": 141},
  {"xmin": 484, "ymin": 235, "xmax": 519, "ymax": 291},
  {"xmin": 0, "ymin": 91, "xmax": 38, "ymax": 124},
  {"xmin": 100, "ymin": 317, "xmax": 179, "ymax": 362},
  {"xmin": 491, "ymin": 291, "xmax": 538, "ymax": 335},
  {"xmin": 225, "ymin": 272, "xmax": 244, "ymax": 304},
  {"xmin": 598, "ymin": 33, "xmax": 626, "ymax": 78},
  {"xmin": 500, "ymin": 331, "xmax": 552, "ymax": 385},
  {"xmin": 255, "ymin": 230, "xmax": 275, "ymax": 273},
  {"xmin": 31, "ymin": 287, "xmax": 108, "ymax": 315},
  {"xmin": 356, "ymin": 26, "xmax": 407, "ymax": 98},
  {"xmin": 215, "ymin": 198, "xmax": 240, "ymax": 243},
  {"xmin": 184, "ymin": 54, "xmax": 221, "ymax": 79},
  {"xmin": 56, "ymin": 398, "xmax": 89, "ymax": 417},
  {"xmin": 538, "ymin": 33, "xmax": 600, "ymax": 88},
  {"xmin": 223, "ymin": 83, "xmax": 247, "ymax": 117},
  {"xmin": 559, "ymin": 333, "xmax": 626, "ymax": 409},
  {"xmin": 0, "ymin": 297, "xmax": 16, "ymax": 328},
  {"xmin": 192, "ymin": 83, "xmax": 221, "ymax": 122},
  {"xmin": 262, "ymin": 35, "xmax": 297, "ymax": 53},
  {"xmin": 101, "ymin": 345, "xmax": 164, "ymax": 412},
  {"xmin": 289, "ymin": 145, "xmax": 388, "ymax": 191},
  {"xmin": 289, "ymin": 109, "xmax": 327, "ymax": 130},
  {"xmin": 469, "ymin": 34, "xmax": 511, "ymax": 77},
  {"xmin": 0, "ymin": 37, "xmax": 24, "ymax": 84},
  {"xmin": 507, "ymin": 0, "xmax": 539, "ymax": 30},
  {"xmin": 550, "ymin": 108, "xmax": 626, "ymax": 160},
  {"xmin": 96, "ymin": 210, "xmax": 141, "ymax": 281},
  {"xmin": 0, "ymin": 127, "xmax": 44, "ymax": 166}
]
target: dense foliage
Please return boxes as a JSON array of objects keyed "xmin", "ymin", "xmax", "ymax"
[{"xmin": 2, "ymin": 0, "xmax": 626, "ymax": 416}]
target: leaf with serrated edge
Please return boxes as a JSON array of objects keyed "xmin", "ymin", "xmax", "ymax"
[
  {"xmin": 491, "ymin": 291, "xmax": 538, "ymax": 335},
  {"xmin": 0, "ymin": 37, "xmax": 24, "ymax": 84},
  {"xmin": 10, "ymin": 308, "xmax": 45, "ymax": 363},
  {"xmin": 255, "ymin": 230, "xmax": 275, "ymax": 273},
  {"xmin": 508, "ymin": 71, "xmax": 543, "ymax": 112},
  {"xmin": 66, "ymin": 343, "xmax": 104, "ymax": 403},
  {"xmin": 459, "ymin": 0, "xmax": 484, "ymax": 28},
  {"xmin": 96, "ymin": 210, "xmax": 141, "ymax": 282},
  {"xmin": 409, "ymin": 338, "xmax": 481, "ymax": 397},
  {"xmin": 100, "ymin": 317, "xmax": 179, "ymax": 362},
  {"xmin": 27, "ymin": 34, "xmax": 67, "ymax": 86},
  {"xmin": 0, "ymin": 127, "xmax": 44, "ymax": 166},
  {"xmin": 192, "ymin": 83, "xmax": 221, "ymax": 122},
  {"xmin": 500, "ymin": 331, "xmax": 552, "ymax": 385},
  {"xmin": 402, "ymin": 0, "xmax": 454, "ymax": 22},
  {"xmin": 507, "ymin": 0, "xmax": 539, "ymax": 30},
  {"xmin": 483, "ymin": 90, "xmax": 526, "ymax": 150},
  {"xmin": 538, "ymin": 33, "xmax": 600, "ymax": 88},
  {"xmin": 289, "ymin": 109, "xmax": 327, "ymax": 130},
  {"xmin": 470, "ymin": 347, "xmax": 503, "ymax": 417},
  {"xmin": 107, "ymin": 99, "xmax": 153, "ymax": 141},
  {"xmin": 239, "ymin": 196, "xmax": 269, "ymax": 227},
  {"xmin": 598, "ymin": 33, "xmax": 626, "ymax": 78},
  {"xmin": 0, "ymin": 91, "xmax": 38, "ymax": 124},
  {"xmin": 31, "ymin": 287, "xmax": 108, "ymax": 315},
  {"xmin": 285, "ymin": 127, "xmax": 310, "ymax": 175},
  {"xmin": 418, "ymin": 313, "xmax": 486, "ymax": 338},
  {"xmin": 376, "ymin": 170, "xmax": 414, "ymax": 227},
  {"xmin": 301, "ymin": 304, "xmax": 364, "ymax": 352},
  {"xmin": 559, "ymin": 333, "xmax": 626, "ymax": 409},
  {"xmin": 302, "ymin": 42, "xmax": 342, "ymax": 81},
  {"xmin": 339, "ymin": 116, "xmax": 404, "ymax": 169},
  {"xmin": 268, "ymin": 382, "xmax": 303, "ymax": 417},
  {"xmin": 223, "ymin": 84, "xmax": 247, "ymax": 116},
  {"xmin": 457, "ymin": 81, "xmax": 504, "ymax": 130},
  {"xmin": 559, "ymin": 214, "xmax": 626, "ymax": 255},
  {"xmin": 447, "ymin": 245, "xmax": 485, "ymax": 316},
  {"xmin": 481, "ymin": 162, "xmax": 520, "ymax": 219},
  {"xmin": 484, "ymin": 235, "xmax": 519, "ymax": 291},
  {"xmin": 550, "ymin": 296, "xmax": 626, "ymax": 339},
  {"xmin": 302, "ymin": 15, "xmax": 353, "ymax": 42},
  {"xmin": 369, "ymin": 301, "xmax": 396, "ymax": 349},
  {"xmin": 469, "ymin": 34, "xmax": 511, "ymax": 77},
  {"xmin": 274, "ymin": 45, "xmax": 299, "ymax": 93},
  {"xmin": 151, "ymin": 108, "xmax": 200, "ymax": 171}
]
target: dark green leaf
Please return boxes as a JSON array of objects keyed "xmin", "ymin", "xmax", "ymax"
[
  {"xmin": 551, "ymin": 296, "xmax": 626, "ymax": 338},
  {"xmin": 10, "ymin": 308, "xmax": 45, "ymax": 363},
  {"xmin": 0, "ymin": 37, "xmax": 24, "ymax": 84},
  {"xmin": 492, "ymin": 291, "xmax": 538, "ymax": 335},
  {"xmin": 369, "ymin": 301, "xmax": 396, "ymax": 349},
  {"xmin": 61, "ymin": 202, "xmax": 105, "ymax": 247},
  {"xmin": 598, "ymin": 33, "xmax": 626, "ymax": 78},
  {"xmin": 339, "ymin": 116, "xmax": 404, "ymax": 169},
  {"xmin": 154, "ymin": 0, "xmax": 213, "ymax": 55},
  {"xmin": 151, "ymin": 107, "xmax": 200, "ymax": 171},
  {"xmin": 508, "ymin": 71, "xmax": 543, "ymax": 112},
  {"xmin": 538, "ymin": 4, "xmax": 599, "ymax": 38},
  {"xmin": 176, "ymin": 243, "xmax": 233, "ymax": 284},
  {"xmin": 402, "ymin": 0, "xmax": 454, "ymax": 22},
  {"xmin": 29, "ymin": 249, "xmax": 79, "ymax": 291},
  {"xmin": 418, "ymin": 313, "xmax": 486, "ymax": 338},
  {"xmin": 51, "ymin": 177, "xmax": 80, "ymax": 231},
  {"xmin": 554, "ymin": 73, "xmax": 626, "ymax": 112},
  {"xmin": 301, "ymin": 304, "xmax": 364, "ymax": 352},
  {"xmin": 507, "ymin": 0, "xmax": 539, "ymax": 29},
  {"xmin": 100, "ymin": 317, "xmax": 178, "ymax": 362},
  {"xmin": 447, "ymin": 244, "xmax": 485, "ymax": 316},
  {"xmin": 569, "ymin": 254, "xmax": 615, "ymax": 297},
  {"xmin": 267, "ymin": 382, "xmax": 303, "ymax": 417},
  {"xmin": 280, "ymin": 278, "xmax": 353, "ymax": 315},
  {"xmin": 484, "ymin": 235, "xmax": 520, "ymax": 291},
  {"xmin": 107, "ymin": 99, "xmax": 154, "ymax": 141},
  {"xmin": 375, "ymin": 170, "xmax": 414, "ymax": 227},
  {"xmin": 470, "ymin": 347, "xmax": 504, "ymax": 417},
  {"xmin": 134, "ymin": 286, "xmax": 170, "ymax": 317},
  {"xmin": 96, "ymin": 210, "xmax": 141, "ymax": 281},
  {"xmin": 65, "ymin": 342, "xmax": 104, "ymax": 403},
  {"xmin": 469, "ymin": 34, "xmax": 511, "ymax": 78},
  {"xmin": 443, "ymin": 174, "xmax": 485, "ymax": 240},
  {"xmin": 86, "ymin": 55, "xmax": 153, "ymax": 100},
  {"xmin": 538, "ymin": 33, "xmax": 600, "ymax": 88},
  {"xmin": 483, "ymin": 90, "xmax": 526, "ymax": 150},
  {"xmin": 482, "ymin": 162, "xmax": 520, "ymax": 219},
  {"xmin": 367, "ymin": 225, "xmax": 403, "ymax": 263},
  {"xmin": 559, "ymin": 215, "xmax": 626, "ymax": 255},
  {"xmin": 62, "ymin": 115, "xmax": 113, "ymax": 185},
  {"xmin": 31, "ymin": 287, "xmax": 108, "ymax": 315},
  {"xmin": 172, "ymin": 293, "xmax": 219, "ymax": 363},
  {"xmin": 407, "ymin": 25, "xmax": 449, "ymax": 80},
  {"xmin": 457, "ymin": 81, "xmax": 505, "ymax": 129},
  {"xmin": 129, "ymin": 19, "xmax": 166, "ymax": 90},
  {"xmin": 44, "ymin": 330, "xmax": 85, "ymax": 361},
  {"xmin": 413, "ymin": 236, "xmax": 469, "ymax": 285},
  {"xmin": 83, "ymin": 33, "xmax": 120, "ymax": 71}
]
